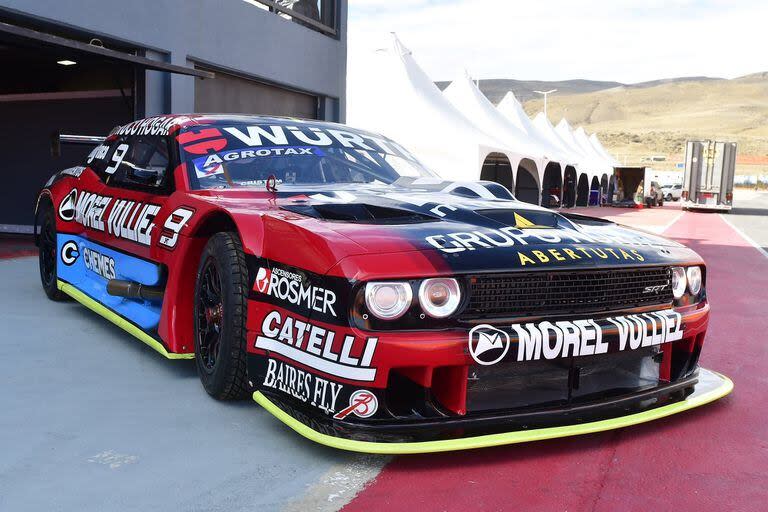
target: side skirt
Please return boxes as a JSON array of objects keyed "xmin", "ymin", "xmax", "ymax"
[
  {"xmin": 253, "ymin": 368, "xmax": 733, "ymax": 454},
  {"xmin": 57, "ymin": 280, "xmax": 194, "ymax": 360}
]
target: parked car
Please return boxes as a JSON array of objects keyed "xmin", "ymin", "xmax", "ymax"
[
  {"xmin": 662, "ymin": 183, "xmax": 683, "ymax": 201},
  {"xmin": 35, "ymin": 114, "xmax": 732, "ymax": 453}
]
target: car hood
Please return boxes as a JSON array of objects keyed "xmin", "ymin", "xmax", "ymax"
[
  {"xmin": 196, "ymin": 181, "xmax": 700, "ymax": 274},
  {"xmin": 272, "ymin": 182, "xmax": 698, "ymax": 273}
]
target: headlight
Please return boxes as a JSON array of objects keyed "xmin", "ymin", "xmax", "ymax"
[
  {"xmin": 418, "ymin": 278, "xmax": 461, "ymax": 318},
  {"xmin": 671, "ymin": 266, "xmax": 687, "ymax": 299},
  {"xmin": 365, "ymin": 282, "xmax": 412, "ymax": 320},
  {"xmin": 687, "ymin": 266, "xmax": 702, "ymax": 295}
]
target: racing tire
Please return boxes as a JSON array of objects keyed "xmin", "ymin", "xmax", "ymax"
[
  {"xmin": 38, "ymin": 202, "xmax": 65, "ymax": 301},
  {"xmin": 194, "ymin": 232, "xmax": 250, "ymax": 400}
]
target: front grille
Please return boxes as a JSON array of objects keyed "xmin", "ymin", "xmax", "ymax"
[
  {"xmin": 466, "ymin": 347, "xmax": 662, "ymax": 413},
  {"xmin": 463, "ymin": 267, "xmax": 672, "ymax": 318}
]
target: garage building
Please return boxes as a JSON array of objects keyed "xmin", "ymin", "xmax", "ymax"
[{"xmin": 0, "ymin": 1, "xmax": 347, "ymax": 233}]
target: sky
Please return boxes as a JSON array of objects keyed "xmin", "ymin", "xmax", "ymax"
[{"xmin": 347, "ymin": 0, "xmax": 767, "ymax": 84}]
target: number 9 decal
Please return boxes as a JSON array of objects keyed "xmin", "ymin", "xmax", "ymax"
[
  {"xmin": 159, "ymin": 207, "xmax": 195, "ymax": 249},
  {"xmin": 104, "ymin": 143, "xmax": 129, "ymax": 175}
]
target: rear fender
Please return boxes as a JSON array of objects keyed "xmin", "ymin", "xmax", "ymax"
[{"xmin": 33, "ymin": 190, "xmax": 54, "ymax": 246}]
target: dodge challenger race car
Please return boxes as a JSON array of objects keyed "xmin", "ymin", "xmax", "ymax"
[{"xmin": 35, "ymin": 114, "xmax": 732, "ymax": 453}]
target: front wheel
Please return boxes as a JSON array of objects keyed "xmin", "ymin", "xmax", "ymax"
[
  {"xmin": 194, "ymin": 232, "xmax": 250, "ymax": 400},
  {"xmin": 38, "ymin": 202, "xmax": 65, "ymax": 301},
  {"xmin": 666, "ymin": 193, "xmax": 673, "ymax": 201}
]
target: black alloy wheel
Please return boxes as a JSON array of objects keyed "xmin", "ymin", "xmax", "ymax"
[
  {"xmin": 38, "ymin": 203, "xmax": 64, "ymax": 301},
  {"xmin": 197, "ymin": 256, "xmax": 224, "ymax": 372},
  {"xmin": 193, "ymin": 232, "xmax": 249, "ymax": 400}
]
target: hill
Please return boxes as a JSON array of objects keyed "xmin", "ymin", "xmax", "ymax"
[
  {"xmin": 435, "ymin": 76, "xmax": 723, "ymax": 105},
  {"xmin": 517, "ymin": 73, "xmax": 768, "ymax": 171},
  {"xmin": 435, "ymin": 78, "xmax": 622, "ymax": 104}
]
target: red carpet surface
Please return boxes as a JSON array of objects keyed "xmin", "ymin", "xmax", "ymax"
[
  {"xmin": 344, "ymin": 209, "xmax": 767, "ymax": 512},
  {"xmin": 0, "ymin": 236, "xmax": 37, "ymax": 259}
]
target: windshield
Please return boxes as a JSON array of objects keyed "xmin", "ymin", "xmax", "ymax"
[{"xmin": 181, "ymin": 123, "xmax": 435, "ymax": 189}]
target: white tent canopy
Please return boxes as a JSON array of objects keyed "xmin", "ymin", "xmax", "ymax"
[
  {"xmin": 555, "ymin": 119, "xmax": 592, "ymax": 163},
  {"xmin": 573, "ymin": 126, "xmax": 614, "ymax": 175},
  {"xmin": 555, "ymin": 119, "xmax": 607, "ymax": 181},
  {"xmin": 346, "ymin": 35, "xmax": 525, "ymax": 182},
  {"xmin": 442, "ymin": 72, "xmax": 550, "ymax": 175},
  {"xmin": 496, "ymin": 92, "xmax": 575, "ymax": 168},
  {"xmin": 443, "ymin": 74, "xmax": 567, "ymax": 203},
  {"xmin": 589, "ymin": 133, "xmax": 620, "ymax": 166},
  {"xmin": 530, "ymin": 112, "xmax": 579, "ymax": 164}
]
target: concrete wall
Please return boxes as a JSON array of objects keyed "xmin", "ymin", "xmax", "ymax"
[{"xmin": 0, "ymin": 0, "xmax": 347, "ymax": 121}]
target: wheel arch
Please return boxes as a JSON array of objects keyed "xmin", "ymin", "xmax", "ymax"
[
  {"xmin": 33, "ymin": 191, "xmax": 54, "ymax": 247},
  {"xmin": 158, "ymin": 208, "xmax": 255, "ymax": 355}
]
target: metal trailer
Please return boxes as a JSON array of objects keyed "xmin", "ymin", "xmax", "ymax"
[{"xmin": 682, "ymin": 140, "xmax": 737, "ymax": 212}]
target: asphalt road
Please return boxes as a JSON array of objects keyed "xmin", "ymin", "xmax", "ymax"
[
  {"xmin": 723, "ymin": 189, "xmax": 768, "ymax": 253},
  {"xmin": 0, "ymin": 258, "xmax": 384, "ymax": 512}
]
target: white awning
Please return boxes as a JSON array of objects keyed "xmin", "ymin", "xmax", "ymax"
[{"xmin": 347, "ymin": 34, "xmax": 526, "ymax": 182}]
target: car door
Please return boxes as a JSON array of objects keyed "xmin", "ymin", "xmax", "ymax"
[{"xmin": 75, "ymin": 134, "xmax": 174, "ymax": 331}]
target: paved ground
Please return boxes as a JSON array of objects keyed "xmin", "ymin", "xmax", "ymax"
[
  {"xmin": 2, "ymin": 190, "xmax": 766, "ymax": 511},
  {"xmin": 0, "ymin": 234, "xmax": 36, "ymax": 259},
  {"xmin": 721, "ymin": 190, "xmax": 768, "ymax": 254},
  {"xmin": 0, "ymin": 258, "xmax": 384, "ymax": 512}
]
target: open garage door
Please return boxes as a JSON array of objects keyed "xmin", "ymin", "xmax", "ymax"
[
  {"xmin": 0, "ymin": 36, "xmax": 136, "ymax": 233},
  {"xmin": 195, "ymin": 68, "xmax": 318, "ymax": 119},
  {"xmin": 1, "ymin": 92, "xmax": 133, "ymax": 232},
  {"xmin": 0, "ymin": 20, "xmax": 209, "ymax": 234}
]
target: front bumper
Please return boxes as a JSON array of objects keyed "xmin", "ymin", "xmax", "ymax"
[
  {"xmin": 253, "ymin": 368, "xmax": 731, "ymax": 453},
  {"xmin": 248, "ymin": 299, "xmax": 726, "ymax": 452},
  {"xmin": 682, "ymin": 200, "xmax": 732, "ymax": 211}
]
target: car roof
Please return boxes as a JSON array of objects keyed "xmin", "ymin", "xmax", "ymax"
[
  {"xmin": 156, "ymin": 114, "xmax": 353, "ymax": 131},
  {"xmin": 110, "ymin": 114, "xmax": 378, "ymax": 139}
]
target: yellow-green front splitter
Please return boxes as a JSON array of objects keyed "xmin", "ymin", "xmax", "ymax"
[
  {"xmin": 58, "ymin": 280, "xmax": 194, "ymax": 360},
  {"xmin": 253, "ymin": 368, "xmax": 732, "ymax": 454}
]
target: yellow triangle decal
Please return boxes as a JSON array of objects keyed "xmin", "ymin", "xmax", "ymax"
[{"xmin": 514, "ymin": 212, "xmax": 536, "ymax": 228}]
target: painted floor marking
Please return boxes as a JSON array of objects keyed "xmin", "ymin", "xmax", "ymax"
[
  {"xmin": 719, "ymin": 213, "xmax": 768, "ymax": 261},
  {"xmin": 656, "ymin": 211, "xmax": 685, "ymax": 235}
]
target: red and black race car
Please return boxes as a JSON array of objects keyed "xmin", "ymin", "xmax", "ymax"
[{"xmin": 35, "ymin": 115, "xmax": 732, "ymax": 453}]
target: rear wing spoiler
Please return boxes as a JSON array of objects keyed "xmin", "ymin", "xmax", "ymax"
[{"xmin": 51, "ymin": 132, "xmax": 107, "ymax": 157}]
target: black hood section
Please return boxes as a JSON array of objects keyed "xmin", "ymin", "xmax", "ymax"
[
  {"xmin": 475, "ymin": 209, "xmax": 560, "ymax": 228},
  {"xmin": 277, "ymin": 180, "xmax": 561, "ymax": 228},
  {"xmin": 282, "ymin": 202, "xmax": 439, "ymax": 224}
]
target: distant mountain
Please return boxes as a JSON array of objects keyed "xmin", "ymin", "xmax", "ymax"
[
  {"xmin": 435, "ymin": 73, "xmax": 768, "ymax": 170},
  {"xmin": 435, "ymin": 76, "xmax": 724, "ymax": 105},
  {"xmin": 623, "ymin": 76, "xmax": 722, "ymax": 89},
  {"xmin": 435, "ymin": 78, "xmax": 622, "ymax": 105},
  {"xmin": 517, "ymin": 74, "xmax": 768, "ymax": 170}
]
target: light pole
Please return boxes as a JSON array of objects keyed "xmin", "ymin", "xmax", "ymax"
[{"xmin": 533, "ymin": 89, "xmax": 557, "ymax": 118}]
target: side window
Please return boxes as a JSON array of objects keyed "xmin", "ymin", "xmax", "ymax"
[{"xmin": 103, "ymin": 136, "xmax": 173, "ymax": 191}]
